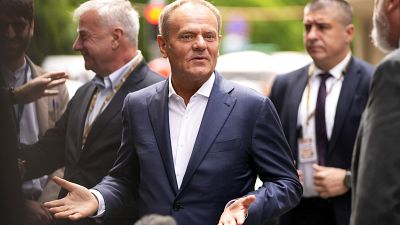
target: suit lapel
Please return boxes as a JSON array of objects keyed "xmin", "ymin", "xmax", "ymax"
[
  {"xmin": 329, "ymin": 57, "xmax": 360, "ymax": 152},
  {"xmin": 70, "ymin": 83, "xmax": 96, "ymax": 161},
  {"xmin": 28, "ymin": 59, "xmax": 49, "ymax": 136},
  {"xmin": 83, "ymin": 60, "xmax": 147, "ymax": 150},
  {"xmin": 178, "ymin": 74, "xmax": 236, "ymax": 194},
  {"xmin": 287, "ymin": 67, "xmax": 309, "ymax": 160},
  {"xmin": 148, "ymin": 80, "xmax": 179, "ymax": 193}
]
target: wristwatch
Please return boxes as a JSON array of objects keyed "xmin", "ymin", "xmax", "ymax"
[
  {"xmin": 8, "ymin": 86, "xmax": 17, "ymax": 104},
  {"xmin": 344, "ymin": 170, "xmax": 352, "ymax": 189}
]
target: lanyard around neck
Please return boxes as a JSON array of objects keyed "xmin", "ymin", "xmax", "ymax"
[
  {"xmin": 82, "ymin": 54, "xmax": 143, "ymax": 146},
  {"xmin": 304, "ymin": 64, "xmax": 347, "ymax": 126}
]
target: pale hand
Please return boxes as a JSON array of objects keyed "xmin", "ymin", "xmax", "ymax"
[
  {"xmin": 43, "ymin": 176, "xmax": 99, "ymax": 221},
  {"xmin": 14, "ymin": 72, "xmax": 68, "ymax": 104},
  {"xmin": 313, "ymin": 164, "xmax": 348, "ymax": 198},
  {"xmin": 297, "ymin": 169, "xmax": 304, "ymax": 185},
  {"xmin": 218, "ymin": 195, "xmax": 256, "ymax": 225}
]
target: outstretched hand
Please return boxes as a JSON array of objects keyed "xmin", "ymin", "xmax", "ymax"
[
  {"xmin": 218, "ymin": 195, "xmax": 256, "ymax": 225},
  {"xmin": 14, "ymin": 72, "xmax": 68, "ymax": 104},
  {"xmin": 44, "ymin": 176, "xmax": 99, "ymax": 221}
]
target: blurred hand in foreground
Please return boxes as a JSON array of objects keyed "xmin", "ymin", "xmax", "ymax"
[{"xmin": 44, "ymin": 176, "xmax": 98, "ymax": 221}]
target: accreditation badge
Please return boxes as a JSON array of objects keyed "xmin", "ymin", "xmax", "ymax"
[{"xmin": 298, "ymin": 137, "xmax": 318, "ymax": 163}]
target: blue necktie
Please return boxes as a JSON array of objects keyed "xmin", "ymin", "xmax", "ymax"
[{"xmin": 315, "ymin": 73, "xmax": 331, "ymax": 165}]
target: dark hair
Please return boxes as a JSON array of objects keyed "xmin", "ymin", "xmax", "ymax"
[
  {"xmin": 0, "ymin": 0, "xmax": 34, "ymax": 21},
  {"xmin": 305, "ymin": 0, "xmax": 353, "ymax": 25}
]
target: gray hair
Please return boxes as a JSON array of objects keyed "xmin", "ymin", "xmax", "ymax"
[
  {"xmin": 305, "ymin": 0, "xmax": 353, "ymax": 26},
  {"xmin": 158, "ymin": 0, "xmax": 222, "ymax": 39},
  {"xmin": 134, "ymin": 214, "xmax": 177, "ymax": 225},
  {"xmin": 73, "ymin": 0, "xmax": 139, "ymax": 48}
]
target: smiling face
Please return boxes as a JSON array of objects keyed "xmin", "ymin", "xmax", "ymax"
[
  {"xmin": 157, "ymin": 2, "xmax": 220, "ymax": 90},
  {"xmin": 303, "ymin": 6, "xmax": 354, "ymax": 71},
  {"xmin": 72, "ymin": 10, "xmax": 115, "ymax": 76}
]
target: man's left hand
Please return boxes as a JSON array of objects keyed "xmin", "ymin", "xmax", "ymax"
[
  {"xmin": 218, "ymin": 195, "xmax": 256, "ymax": 225},
  {"xmin": 313, "ymin": 164, "xmax": 348, "ymax": 198}
]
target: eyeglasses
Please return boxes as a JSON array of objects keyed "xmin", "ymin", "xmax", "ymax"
[{"xmin": 0, "ymin": 20, "xmax": 29, "ymax": 34}]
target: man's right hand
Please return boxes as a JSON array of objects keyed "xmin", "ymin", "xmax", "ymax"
[
  {"xmin": 14, "ymin": 72, "xmax": 68, "ymax": 104},
  {"xmin": 44, "ymin": 176, "xmax": 99, "ymax": 221}
]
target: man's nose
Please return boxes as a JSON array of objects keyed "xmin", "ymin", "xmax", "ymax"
[
  {"xmin": 4, "ymin": 24, "xmax": 17, "ymax": 38},
  {"xmin": 306, "ymin": 26, "xmax": 319, "ymax": 40},
  {"xmin": 72, "ymin": 38, "xmax": 81, "ymax": 51},
  {"xmin": 193, "ymin": 35, "xmax": 206, "ymax": 50}
]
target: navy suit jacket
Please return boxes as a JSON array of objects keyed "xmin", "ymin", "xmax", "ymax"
[
  {"xmin": 269, "ymin": 57, "xmax": 374, "ymax": 225},
  {"xmin": 94, "ymin": 72, "xmax": 302, "ymax": 225}
]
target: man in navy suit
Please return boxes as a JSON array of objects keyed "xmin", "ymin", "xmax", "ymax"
[
  {"xmin": 43, "ymin": 1, "xmax": 302, "ymax": 225},
  {"xmin": 269, "ymin": 1, "xmax": 374, "ymax": 225}
]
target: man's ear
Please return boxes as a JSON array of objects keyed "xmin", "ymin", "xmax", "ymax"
[
  {"xmin": 111, "ymin": 28, "xmax": 123, "ymax": 49},
  {"xmin": 345, "ymin": 24, "xmax": 355, "ymax": 43},
  {"xmin": 157, "ymin": 35, "xmax": 168, "ymax": 58},
  {"xmin": 29, "ymin": 20, "xmax": 34, "ymax": 37},
  {"xmin": 387, "ymin": 0, "xmax": 400, "ymax": 12}
]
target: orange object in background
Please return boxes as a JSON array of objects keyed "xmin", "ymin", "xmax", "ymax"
[
  {"xmin": 144, "ymin": 3, "xmax": 164, "ymax": 25},
  {"xmin": 148, "ymin": 57, "xmax": 170, "ymax": 78}
]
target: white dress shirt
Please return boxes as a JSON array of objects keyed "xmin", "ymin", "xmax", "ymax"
[
  {"xmin": 297, "ymin": 52, "xmax": 351, "ymax": 197},
  {"xmin": 92, "ymin": 73, "xmax": 216, "ymax": 217},
  {"xmin": 168, "ymin": 73, "xmax": 214, "ymax": 188},
  {"xmin": 85, "ymin": 51, "xmax": 143, "ymax": 129}
]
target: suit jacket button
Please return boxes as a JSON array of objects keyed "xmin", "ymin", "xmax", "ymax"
[{"xmin": 173, "ymin": 202, "xmax": 182, "ymax": 211}]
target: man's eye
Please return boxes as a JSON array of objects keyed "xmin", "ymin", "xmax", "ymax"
[
  {"xmin": 317, "ymin": 24, "xmax": 329, "ymax": 30},
  {"xmin": 304, "ymin": 24, "xmax": 311, "ymax": 32},
  {"xmin": 204, "ymin": 34, "xmax": 216, "ymax": 41},
  {"xmin": 180, "ymin": 34, "xmax": 193, "ymax": 41}
]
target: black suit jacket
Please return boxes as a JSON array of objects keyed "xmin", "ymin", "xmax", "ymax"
[
  {"xmin": 269, "ymin": 57, "xmax": 374, "ymax": 225},
  {"xmin": 0, "ymin": 87, "xmax": 25, "ymax": 225},
  {"xmin": 20, "ymin": 60, "xmax": 164, "ymax": 225}
]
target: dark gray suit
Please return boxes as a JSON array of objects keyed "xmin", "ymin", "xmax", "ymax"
[
  {"xmin": 270, "ymin": 57, "xmax": 374, "ymax": 225},
  {"xmin": 351, "ymin": 49, "xmax": 400, "ymax": 225},
  {"xmin": 20, "ymin": 60, "xmax": 164, "ymax": 225}
]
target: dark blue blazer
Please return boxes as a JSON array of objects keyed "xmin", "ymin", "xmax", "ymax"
[
  {"xmin": 269, "ymin": 57, "xmax": 374, "ymax": 225},
  {"xmin": 95, "ymin": 72, "xmax": 302, "ymax": 225}
]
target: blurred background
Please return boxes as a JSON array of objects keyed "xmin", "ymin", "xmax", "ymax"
[{"xmin": 31, "ymin": 0, "xmax": 379, "ymax": 97}]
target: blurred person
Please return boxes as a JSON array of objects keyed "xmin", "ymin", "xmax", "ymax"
[
  {"xmin": 350, "ymin": 0, "xmax": 400, "ymax": 224},
  {"xmin": 18, "ymin": 0, "xmax": 163, "ymax": 225},
  {"xmin": 134, "ymin": 214, "xmax": 177, "ymax": 225},
  {"xmin": 0, "ymin": 66, "xmax": 72, "ymax": 225},
  {"xmin": 0, "ymin": 86, "xmax": 26, "ymax": 225},
  {"xmin": 0, "ymin": 0, "xmax": 69, "ymax": 224},
  {"xmin": 42, "ymin": 1, "xmax": 302, "ymax": 225},
  {"xmin": 269, "ymin": 1, "xmax": 374, "ymax": 225}
]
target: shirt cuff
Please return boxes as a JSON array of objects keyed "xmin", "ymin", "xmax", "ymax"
[{"xmin": 89, "ymin": 189, "xmax": 105, "ymax": 218}]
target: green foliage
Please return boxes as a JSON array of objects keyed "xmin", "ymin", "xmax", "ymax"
[
  {"xmin": 250, "ymin": 20, "xmax": 305, "ymax": 52},
  {"xmin": 28, "ymin": 0, "xmax": 78, "ymax": 64},
  {"xmin": 28, "ymin": 0, "xmax": 308, "ymax": 64}
]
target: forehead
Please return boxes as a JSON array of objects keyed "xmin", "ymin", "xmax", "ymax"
[
  {"xmin": 0, "ymin": 14, "xmax": 27, "ymax": 22},
  {"xmin": 168, "ymin": 3, "xmax": 218, "ymax": 33},
  {"xmin": 303, "ymin": 8, "xmax": 339, "ymax": 24},
  {"xmin": 77, "ymin": 10, "xmax": 103, "ymax": 32}
]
